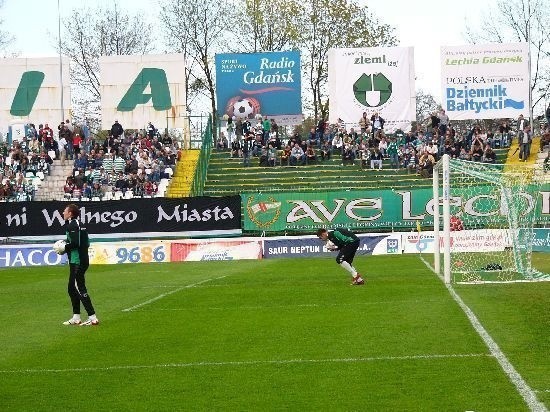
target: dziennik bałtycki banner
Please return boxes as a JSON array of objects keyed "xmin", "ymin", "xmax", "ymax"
[{"xmin": 441, "ymin": 43, "xmax": 529, "ymax": 120}]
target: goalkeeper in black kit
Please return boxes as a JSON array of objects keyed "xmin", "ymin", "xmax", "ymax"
[{"xmin": 316, "ymin": 228, "xmax": 365, "ymax": 285}]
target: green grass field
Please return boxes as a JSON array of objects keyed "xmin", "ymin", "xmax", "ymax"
[{"xmin": 1, "ymin": 254, "xmax": 548, "ymax": 411}]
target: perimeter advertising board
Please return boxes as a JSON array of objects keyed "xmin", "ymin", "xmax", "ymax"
[
  {"xmin": 0, "ymin": 57, "xmax": 71, "ymax": 129},
  {"xmin": 215, "ymin": 51, "xmax": 302, "ymax": 125},
  {"xmin": 100, "ymin": 54, "xmax": 187, "ymax": 129},
  {"xmin": 328, "ymin": 47, "xmax": 415, "ymax": 132},
  {"xmin": 242, "ymin": 187, "xmax": 549, "ymax": 232},
  {"xmin": 441, "ymin": 43, "xmax": 529, "ymax": 120}
]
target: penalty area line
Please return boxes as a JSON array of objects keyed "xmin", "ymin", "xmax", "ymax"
[
  {"xmin": 121, "ymin": 275, "xmax": 227, "ymax": 312},
  {"xmin": 0, "ymin": 353, "xmax": 492, "ymax": 374}
]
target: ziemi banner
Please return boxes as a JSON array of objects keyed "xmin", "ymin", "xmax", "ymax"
[
  {"xmin": 440, "ymin": 43, "xmax": 529, "ymax": 120},
  {"xmin": 215, "ymin": 51, "xmax": 302, "ymax": 125},
  {"xmin": 328, "ymin": 47, "xmax": 416, "ymax": 132},
  {"xmin": 0, "ymin": 196, "xmax": 241, "ymax": 240}
]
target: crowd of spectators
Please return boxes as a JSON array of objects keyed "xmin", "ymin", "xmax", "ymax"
[
  {"xmin": 218, "ymin": 110, "xmax": 543, "ymax": 178},
  {"xmin": 1, "ymin": 119, "xmax": 179, "ymax": 202},
  {"xmin": 62, "ymin": 120, "xmax": 178, "ymax": 200}
]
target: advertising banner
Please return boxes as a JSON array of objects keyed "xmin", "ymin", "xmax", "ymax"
[
  {"xmin": 171, "ymin": 239, "xmax": 262, "ymax": 262},
  {"xmin": 532, "ymin": 229, "xmax": 550, "ymax": 252},
  {"xmin": 100, "ymin": 54, "xmax": 187, "ymax": 129},
  {"xmin": 215, "ymin": 51, "xmax": 302, "ymax": 125},
  {"xmin": 402, "ymin": 229, "xmax": 510, "ymax": 254},
  {"xmin": 0, "ymin": 196, "xmax": 241, "ymax": 240},
  {"xmin": 89, "ymin": 241, "xmax": 170, "ymax": 265},
  {"xmin": 328, "ymin": 47, "xmax": 415, "ymax": 132},
  {"xmin": 441, "ymin": 43, "xmax": 529, "ymax": 120},
  {"xmin": 0, "ymin": 245, "xmax": 67, "ymax": 268},
  {"xmin": 242, "ymin": 187, "xmax": 548, "ymax": 232},
  {"xmin": 263, "ymin": 234, "xmax": 401, "ymax": 259},
  {"xmin": 0, "ymin": 57, "xmax": 71, "ymax": 129}
]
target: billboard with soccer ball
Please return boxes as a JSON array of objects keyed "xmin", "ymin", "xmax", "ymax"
[{"xmin": 215, "ymin": 51, "xmax": 302, "ymax": 125}]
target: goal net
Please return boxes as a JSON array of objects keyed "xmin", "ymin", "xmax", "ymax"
[{"xmin": 432, "ymin": 154, "xmax": 548, "ymax": 284}]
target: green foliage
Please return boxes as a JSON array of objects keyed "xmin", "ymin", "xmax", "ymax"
[{"xmin": 0, "ymin": 254, "xmax": 548, "ymax": 410}]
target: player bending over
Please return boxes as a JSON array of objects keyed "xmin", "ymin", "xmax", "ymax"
[{"xmin": 316, "ymin": 228, "xmax": 365, "ymax": 285}]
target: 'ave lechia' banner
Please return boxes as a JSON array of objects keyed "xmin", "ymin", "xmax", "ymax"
[{"xmin": 242, "ymin": 187, "xmax": 549, "ymax": 232}]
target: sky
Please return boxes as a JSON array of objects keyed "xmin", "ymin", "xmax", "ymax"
[{"xmin": 1, "ymin": 0, "xmax": 495, "ymax": 104}]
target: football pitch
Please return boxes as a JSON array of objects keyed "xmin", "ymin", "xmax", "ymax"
[{"xmin": 1, "ymin": 254, "xmax": 549, "ymax": 411}]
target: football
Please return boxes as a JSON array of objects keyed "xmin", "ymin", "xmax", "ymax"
[
  {"xmin": 325, "ymin": 240, "xmax": 338, "ymax": 251},
  {"xmin": 53, "ymin": 239, "xmax": 67, "ymax": 255},
  {"xmin": 450, "ymin": 215, "xmax": 464, "ymax": 231}
]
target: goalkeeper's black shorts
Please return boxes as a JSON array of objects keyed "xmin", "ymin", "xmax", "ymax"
[{"xmin": 336, "ymin": 240, "xmax": 360, "ymax": 265}]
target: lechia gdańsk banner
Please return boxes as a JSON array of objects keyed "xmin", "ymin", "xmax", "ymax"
[
  {"xmin": 0, "ymin": 197, "xmax": 241, "ymax": 241},
  {"xmin": 100, "ymin": 54, "xmax": 187, "ymax": 129},
  {"xmin": 441, "ymin": 43, "xmax": 529, "ymax": 120},
  {"xmin": 0, "ymin": 57, "xmax": 71, "ymax": 133},
  {"xmin": 215, "ymin": 51, "xmax": 302, "ymax": 126},
  {"xmin": 328, "ymin": 47, "xmax": 416, "ymax": 132}
]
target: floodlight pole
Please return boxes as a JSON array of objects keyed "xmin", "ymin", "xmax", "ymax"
[
  {"xmin": 527, "ymin": 0, "xmax": 534, "ymax": 133},
  {"xmin": 58, "ymin": 0, "xmax": 65, "ymax": 121}
]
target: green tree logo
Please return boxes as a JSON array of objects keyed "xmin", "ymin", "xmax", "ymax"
[{"xmin": 353, "ymin": 73, "xmax": 392, "ymax": 107}]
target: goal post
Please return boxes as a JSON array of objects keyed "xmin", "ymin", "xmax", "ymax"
[{"xmin": 433, "ymin": 154, "xmax": 548, "ymax": 284}]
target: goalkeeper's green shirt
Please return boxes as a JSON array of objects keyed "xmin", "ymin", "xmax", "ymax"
[{"xmin": 65, "ymin": 219, "xmax": 81, "ymax": 264}]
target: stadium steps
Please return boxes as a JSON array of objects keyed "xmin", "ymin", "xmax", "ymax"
[
  {"xmin": 504, "ymin": 136, "xmax": 540, "ymax": 167},
  {"xmin": 203, "ymin": 150, "xmax": 428, "ymax": 196},
  {"xmin": 166, "ymin": 150, "xmax": 200, "ymax": 198},
  {"xmin": 34, "ymin": 160, "xmax": 74, "ymax": 201}
]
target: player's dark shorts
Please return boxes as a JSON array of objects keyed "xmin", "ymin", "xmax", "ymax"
[{"xmin": 336, "ymin": 240, "xmax": 360, "ymax": 264}]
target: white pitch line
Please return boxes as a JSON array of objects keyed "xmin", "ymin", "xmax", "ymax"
[
  {"xmin": 0, "ymin": 353, "xmax": 492, "ymax": 374},
  {"xmin": 121, "ymin": 275, "xmax": 227, "ymax": 312},
  {"xmin": 143, "ymin": 298, "xmax": 447, "ymax": 312},
  {"xmin": 420, "ymin": 258, "xmax": 548, "ymax": 412},
  {"xmin": 446, "ymin": 283, "xmax": 548, "ymax": 412}
]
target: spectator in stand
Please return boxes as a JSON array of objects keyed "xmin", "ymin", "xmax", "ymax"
[
  {"xmin": 125, "ymin": 155, "xmax": 139, "ymax": 175},
  {"xmin": 378, "ymin": 136, "xmax": 388, "ymax": 158},
  {"xmin": 147, "ymin": 122, "xmax": 156, "ymax": 138},
  {"xmin": 262, "ymin": 117, "xmax": 271, "ymax": 144},
  {"xmin": 102, "ymin": 153, "xmax": 114, "ymax": 175},
  {"xmin": 72, "ymin": 133, "xmax": 82, "ymax": 156},
  {"xmin": 342, "ymin": 144, "xmax": 355, "ymax": 166},
  {"xmin": 305, "ymin": 145, "xmax": 317, "ymax": 164},
  {"xmin": 114, "ymin": 172, "xmax": 128, "ymax": 193},
  {"xmin": 81, "ymin": 182, "xmax": 92, "ymax": 199},
  {"xmin": 267, "ymin": 144, "xmax": 277, "ymax": 166},
  {"xmin": 216, "ymin": 132, "xmax": 229, "ymax": 150},
  {"xmin": 111, "ymin": 120, "xmax": 124, "ymax": 139},
  {"xmin": 307, "ymin": 127, "xmax": 318, "ymax": 147},
  {"xmin": 290, "ymin": 142, "xmax": 305, "ymax": 166},
  {"xmin": 370, "ymin": 147, "xmax": 383, "ymax": 170},
  {"xmin": 270, "ymin": 119, "xmax": 279, "ymax": 139},
  {"xmin": 370, "ymin": 112, "xmax": 385, "ymax": 137},
  {"xmin": 459, "ymin": 147, "xmax": 470, "ymax": 161},
  {"xmin": 315, "ymin": 117, "xmax": 326, "ymax": 145},
  {"xmin": 332, "ymin": 133, "xmax": 343, "ymax": 155},
  {"xmin": 470, "ymin": 141, "xmax": 484, "ymax": 162},
  {"xmin": 545, "ymin": 103, "xmax": 550, "ymax": 128},
  {"xmin": 482, "ymin": 145, "xmax": 496, "ymax": 163},
  {"xmin": 438, "ymin": 109, "xmax": 449, "ymax": 136},
  {"xmin": 519, "ymin": 125, "xmax": 532, "ymax": 162},
  {"xmin": 320, "ymin": 140, "xmax": 332, "ymax": 161},
  {"xmin": 497, "ymin": 121, "xmax": 511, "ymax": 148},
  {"xmin": 231, "ymin": 138, "xmax": 241, "ymax": 158},
  {"xmin": 418, "ymin": 151, "xmax": 435, "ymax": 178},
  {"xmin": 113, "ymin": 152, "xmax": 126, "ymax": 174},
  {"xmin": 64, "ymin": 176, "xmax": 75, "ymax": 196},
  {"xmin": 90, "ymin": 182, "xmax": 104, "ymax": 199},
  {"xmin": 516, "ymin": 114, "xmax": 527, "ymax": 145},
  {"xmin": 426, "ymin": 141, "xmax": 439, "ymax": 161},
  {"xmin": 39, "ymin": 150, "xmax": 53, "ymax": 174},
  {"xmin": 242, "ymin": 136, "xmax": 252, "ymax": 167},
  {"xmin": 359, "ymin": 112, "xmax": 370, "ymax": 134},
  {"xmin": 387, "ymin": 137, "xmax": 399, "ymax": 169},
  {"xmin": 280, "ymin": 144, "xmax": 291, "ymax": 165},
  {"xmin": 73, "ymin": 152, "xmax": 88, "ymax": 173}
]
